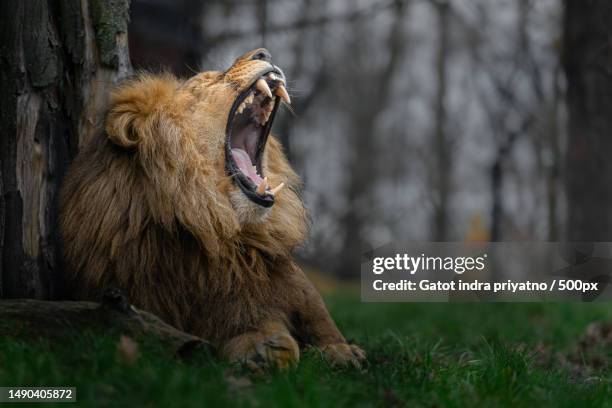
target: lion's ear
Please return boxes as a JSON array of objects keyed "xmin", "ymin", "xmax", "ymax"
[{"xmin": 105, "ymin": 74, "xmax": 180, "ymax": 149}]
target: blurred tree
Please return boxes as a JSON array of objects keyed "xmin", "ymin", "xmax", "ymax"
[
  {"xmin": 129, "ymin": 0, "xmax": 207, "ymax": 76},
  {"xmin": 463, "ymin": 0, "xmax": 555, "ymax": 241},
  {"xmin": 0, "ymin": 0, "xmax": 131, "ymax": 298},
  {"xmin": 431, "ymin": 0, "xmax": 451, "ymax": 241},
  {"xmin": 545, "ymin": 66, "xmax": 563, "ymax": 241},
  {"xmin": 335, "ymin": 0, "xmax": 410, "ymax": 277},
  {"xmin": 273, "ymin": 0, "xmax": 329, "ymax": 162},
  {"xmin": 563, "ymin": 0, "xmax": 612, "ymax": 241},
  {"xmin": 257, "ymin": 0, "xmax": 268, "ymax": 47}
]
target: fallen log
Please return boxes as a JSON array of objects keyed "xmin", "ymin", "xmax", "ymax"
[{"xmin": 0, "ymin": 291, "xmax": 214, "ymax": 359}]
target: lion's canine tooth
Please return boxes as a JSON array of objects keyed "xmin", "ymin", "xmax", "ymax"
[
  {"xmin": 256, "ymin": 78, "xmax": 273, "ymax": 98},
  {"xmin": 237, "ymin": 101, "xmax": 246, "ymax": 114},
  {"xmin": 245, "ymin": 93, "xmax": 254, "ymax": 104},
  {"xmin": 256, "ymin": 177, "xmax": 268, "ymax": 195},
  {"xmin": 276, "ymin": 85, "xmax": 291, "ymax": 104},
  {"xmin": 269, "ymin": 182, "xmax": 285, "ymax": 196}
]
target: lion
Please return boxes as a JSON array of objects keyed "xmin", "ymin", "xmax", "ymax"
[{"xmin": 59, "ymin": 48, "xmax": 365, "ymax": 369}]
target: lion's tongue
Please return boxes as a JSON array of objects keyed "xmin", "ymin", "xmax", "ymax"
[{"xmin": 231, "ymin": 148, "xmax": 263, "ymax": 185}]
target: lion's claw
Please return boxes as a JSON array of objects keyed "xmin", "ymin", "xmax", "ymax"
[
  {"xmin": 257, "ymin": 333, "xmax": 300, "ymax": 370},
  {"xmin": 321, "ymin": 343, "xmax": 366, "ymax": 369},
  {"xmin": 225, "ymin": 330, "xmax": 300, "ymax": 371}
]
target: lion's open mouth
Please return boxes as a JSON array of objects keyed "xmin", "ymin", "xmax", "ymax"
[{"xmin": 225, "ymin": 71, "xmax": 290, "ymax": 207}]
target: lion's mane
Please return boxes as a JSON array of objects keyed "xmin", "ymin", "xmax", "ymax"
[{"xmin": 59, "ymin": 73, "xmax": 308, "ymax": 345}]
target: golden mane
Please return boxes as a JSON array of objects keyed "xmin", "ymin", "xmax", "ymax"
[{"xmin": 61, "ymin": 70, "xmax": 306, "ymax": 325}]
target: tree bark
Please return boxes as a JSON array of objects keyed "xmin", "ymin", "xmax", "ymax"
[
  {"xmin": 563, "ymin": 0, "xmax": 612, "ymax": 241},
  {"xmin": 0, "ymin": 0, "xmax": 131, "ymax": 299}
]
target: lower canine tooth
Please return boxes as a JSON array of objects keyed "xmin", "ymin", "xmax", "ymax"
[{"xmin": 270, "ymin": 182, "xmax": 285, "ymax": 196}]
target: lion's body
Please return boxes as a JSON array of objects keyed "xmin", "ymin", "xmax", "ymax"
[{"xmin": 60, "ymin": 49, "xmax": 364, "ymax": 367}]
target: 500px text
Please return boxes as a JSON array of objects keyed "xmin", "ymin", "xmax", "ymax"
[{"xmin": 373, "ymin": 279, "xmax": 599, "ymax": 293}]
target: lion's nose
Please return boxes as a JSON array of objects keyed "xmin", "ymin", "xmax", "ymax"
[{"xmin": 250, "ymin": 48, "xmax": 271, "ymax": 62}]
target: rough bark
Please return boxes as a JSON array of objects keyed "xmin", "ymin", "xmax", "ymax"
[
  {"xmin": 0, "ymin": 0, "xmax": 131, "ymax": 299},
  {"xmin": 563, "ymin": 0, "xmax": 612, "ymax": 241}
]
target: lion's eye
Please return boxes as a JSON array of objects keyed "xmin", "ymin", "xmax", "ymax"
[{"xmin": 251, "ymin": 50, "xmax": 271, "ymax": 62}]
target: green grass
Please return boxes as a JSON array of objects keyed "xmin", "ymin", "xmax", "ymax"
[{"xmin": 1, "ymin": 297, "xmax": 611, "ymax": 407}]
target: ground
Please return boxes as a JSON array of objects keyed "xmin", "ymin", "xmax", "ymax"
[{"xmin": 0, "ymin": 294, "xmax": 610, "ymax": 407}]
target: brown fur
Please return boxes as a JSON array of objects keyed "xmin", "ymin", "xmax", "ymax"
[{"xmin": 59, "ymin": 49, "xmax": 364, "ymax": 368}]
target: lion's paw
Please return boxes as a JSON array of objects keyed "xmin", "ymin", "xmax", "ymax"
[
  {"xmin": 320, "ymin": 343, "xmax": 366, "ymax": 369},
  {"xmin": 225, "ymin": 331, "xmax": 300, "ymax": 371}
]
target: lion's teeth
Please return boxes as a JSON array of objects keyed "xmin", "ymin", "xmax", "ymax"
[
  {"xmin": 269, "ymin": 73, "xmax": 285, "ymax": 84},
  {"xmin": 269, "ymin": 182, "xmax": 285, "ymax": 196},
  {"xmin": 238, "ymin": 93, "xmax": 254, "ymax": 115},
  {"xmin": 276, "ymin": 85, "xmax": 291, "ymax": 104},
  {"xmin": 262, "ymin": 104, "xmax": 273, "ymax": 121},
  {"xmin": 256, "ymin": 78, "xmax": 273, "ymax": 98},
  {"xmin": 256, "ymin": 177, "xmax": 268, "ymax": 195}
]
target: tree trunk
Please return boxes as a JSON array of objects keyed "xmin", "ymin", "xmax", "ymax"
[
  {"xmin": 0, "ymin": 298, "xmax": 212, "ymax": 358},
  {"xmin": 490, "ymin": 159, "xmax": 503, "ymax": 241},
  {"xmin": 0, "ymin": 0, "xmax": 131, "ymax": 299},
  {"xmin": 431, "ymin": 0, "xmax": 450, "ymax": 241},
  {"xmin": 335, "ymin": 0, "xmax": 409, "ymax": 278},
  {"xmin": 563, "ymin": 0, "xmax": 612, "ymax": 241},
  {"xmin": 129, "ymin": 0, "xmax": 206, "ymax": 77},
  {"xmin": 547, "ymin": 67, "xmax": 562, "ymax": 241}
]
